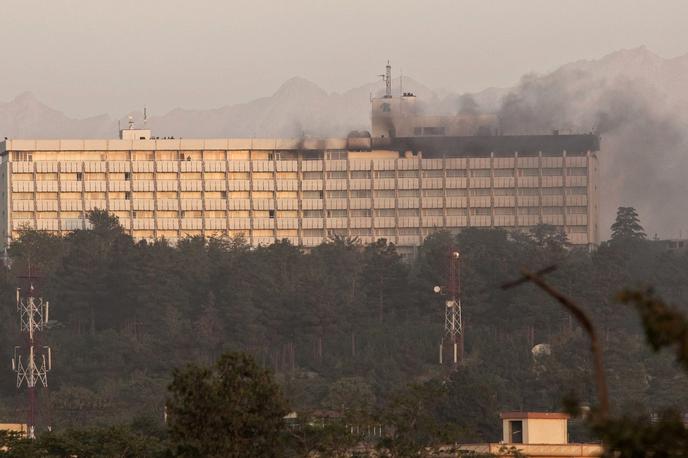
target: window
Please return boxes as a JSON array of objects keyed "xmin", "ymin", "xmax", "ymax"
[
  {"xmin": 374, "ymin": 170, "xmax": 395, "ymax": 179},
  {"xmin": 423, "ymin": 189, "xmax": 444, "ymax": 197},
  {"xmin": 470, "ymin": 169, "xmax": 490, "ymax": 177},
  {"xmin": 446, "ymin": 208, "xmax": 468, "ymax": 216},
  {"xmin": 220, "ymin": 191, "xmax": 227, "ymax": 199},
  {"xmin": 303, "ymin": 172, "xmax": 323, "ymax": 180},
  {"xmin": 542, "ymin": 168, "xmax": 563, "ymax": 176},
  {"xmin": 325, "ymin": 150, "xmax": 347, "ymax": 160},
  {"xmin": 470, "ymin": 207, "xmax": 491, "ymax": 216},
  {"xmin": 398, "ymin": 189, "xmax": 418, "ymax": 197},
  {"xmin": 13, "ymin": 152, "xmax": 32, "ymax": 162},
  {"xmin": 350, "ymin": 209, "xmax": 371, "ymax": 217},
  {"xmin": 351, "ymin": 170, "xmax": 371, "ymax": 179},
  {"xmin": 517, "ymin": 188, "xmax": 539, "ymax": 196},
  {"xmin": 303, "ymin": 229, "xmax": 323, "ymax": 237},
  {"xmin": 542, "ymin": 207, "xmax": 563, "ymax": 215},
  {"xmin": 302, "ymin": 191, "xmax": 323, "ymax": 199},
  {"xmin": 398, "ymin": 209, "xmax": 419, "ymax": 217},
  {"xmin": 268, "ymin": 210, "xmax": 276, "ymax": 219},
  {"xmin": 326, "ymin": 171, "xmax": 347, "ymax": 179},
  {"xmin": 375, "ymin": 209, "xmax": 395, "ymax": 217},
  {"xmin": 350, "ymin": 190, "xmax": 371, "ymax": 198},
  {"xmin": 414, "ymin": 127, "xmax": 422, "ymax": 135},
  {"xmin": 542, "ymin": 187, "xmax": 563, "ymax": 195},
  {"xmin": 76, "ymin": 172, "xmax": 83, "ymax": 181},
  {"xmin": 327, "ymin": 210, "xmax": 347, "ymax": 218},
  {"xmin": 567, "ymin": 206, "xmax": 587, "ymax": 214},
  {"xmin": 509, "ymin": 421, "xmax": 523, "ymax": 444},
  {"xmin": 398, "ymin": 170, "xmax": 418, "ymax": 178},
  {"xmin": 565, "ymin": 187, "xmax": 587, "ymax": 195},
  {"xmin": 303, "ymin": 210, "xmax": 323, "ymax": 218},
  {"xmin": 423, "ymin": 208, "xmax": 443, "ymax": 216},
  {"xmin": 124, "ymin": 191, "xmax": 131, "ymax": 200},
  {"xmin": 518, "ymin": 207, "xmax": 539, "ymax": 215},
  {"xmin": 518, "ymin": 168, "xmax": 539, "ymax": 176},
  {"xmin": 375, "ymin": 190, "xmax": 395, "ymax": 198},
  {"xmin": 381, "ymin": 103, "xmax": 391, "ymax": 113},
  {"xmin": 494, "ymin": 208, "xmax": 515, "ymax": 215},
  {"xmin": 493, "ymin": 188, "xmax": 515, "ymax": 196},
  {"xmin": 469, "ymin": 188, "xmax": 490, "ymax": 196},
  {"xmin": 124, "ymin": 172, "xmax": 131, "ymax": 181},
  {"xmin": 494, "ymin": 169, "xmax": 514, "ymax": 177},
  {"xmin": 422, "ymin": 170, "xmax": 443, "ymax": 178},
  {"xmin": 326, "ymin": 190, "xmax": 347, "ymax": 199},
  {"xmin": 446, "ymin": 189, "xmax": 467, "ymax": 196},
  {"xmin": 567, "ymin": 167, "xmax": 587, "ymax": 176},
  {"xmin": 446, "ymin": 169, "xmax": 467, "ymax": 177}
]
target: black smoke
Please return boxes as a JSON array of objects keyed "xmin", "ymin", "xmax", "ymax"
[{"xmin": 497, "ymin": 71, "xmax": 688, "ymax": 240}]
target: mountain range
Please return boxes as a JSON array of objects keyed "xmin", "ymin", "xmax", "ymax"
[{"xmin": 0, "ymin": 46, "xmax": 686, "ymax": 239}]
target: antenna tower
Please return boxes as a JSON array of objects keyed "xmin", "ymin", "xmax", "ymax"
[
  {"xmin": 12, "ymin": 267, "xmax": 52, "ymax": 439},
  {"xmin": 434, "ymin": 249, "xmax": 463, "ymax": 370},
  {"xmin": 379, "ymin": 61, "xmax": 392, "ymax": 98},
  {"xmin": 385, "ymin": 61, "xmax": 392, "ymax": 97}
]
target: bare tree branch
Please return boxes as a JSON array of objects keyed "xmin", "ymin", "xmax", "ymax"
[{"xmin": 502, "ymin": 267, "xmax": 609, "ymax": 418}]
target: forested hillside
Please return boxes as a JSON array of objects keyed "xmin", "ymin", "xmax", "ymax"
[{"xmin": 0, "ymin": 210, "xmax": 686, "ymax": 443}]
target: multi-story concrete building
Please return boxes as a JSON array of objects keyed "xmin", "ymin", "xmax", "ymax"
[{"xmin": 0, "ymin": 126, "xmax": 600, "ymax": 253}]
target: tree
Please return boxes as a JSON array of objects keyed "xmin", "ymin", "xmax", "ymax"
[
  {"xmin": 610, "ymin": 207, "xmax": 646, "ymax": 242},
  {"xmin": 166, "ymin": 352, "xmax": 287, "ymax": 458}
]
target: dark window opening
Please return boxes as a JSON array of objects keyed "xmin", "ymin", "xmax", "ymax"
[
  {"xmin": 76, "ymin": 172, "xmax": 83, "ymax": 181},
  {"xmin": 124, "ymin": 172, "xmax": 131, "ymax": 181},
  {"xmin": 509, "ymin": 420, "xmax": 523, "ymax": 443},
  {"xmin": 268, "ymin": 210, "xmax": 275, "ymax": 219},
  {"xmin": 124, "ymin": 191, "xmax": 131, "ymax": 200}
]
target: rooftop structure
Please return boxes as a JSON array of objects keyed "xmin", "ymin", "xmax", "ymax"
[{"xmin": 459, "ymin": 412, "xmax": 602, "ymax": 458}]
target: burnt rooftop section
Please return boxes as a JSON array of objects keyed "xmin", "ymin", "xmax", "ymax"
[{"xmin": 375, "ymin": 134, "xmax": 600, "ymax": 156}]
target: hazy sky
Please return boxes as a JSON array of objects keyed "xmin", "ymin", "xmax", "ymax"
[{"xmin": 2, "ymin": 0, "xmax": 686, "ymax": 118}]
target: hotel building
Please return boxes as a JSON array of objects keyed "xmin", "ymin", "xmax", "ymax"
[{"xmin": 0, "ymin": 76, "xmax": 600, "ymax": 253}]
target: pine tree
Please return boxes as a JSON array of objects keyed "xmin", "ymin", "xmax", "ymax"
[{"xmin": 610, "ymin": 207, "xmax": 646, "ymax": 242}]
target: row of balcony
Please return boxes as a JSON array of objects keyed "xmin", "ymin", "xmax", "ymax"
[{"xmin": 10, "ymin": 154, "xmax": 591, "ymax": 174}]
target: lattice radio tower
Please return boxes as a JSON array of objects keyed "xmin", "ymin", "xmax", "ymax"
[
  {"xmin": 11, "ymin": 267, "xmax": 51, "ymax": 439},
  {"xmin": 434, "ymin": 249, "xmax": 463, "ymax": 369}
]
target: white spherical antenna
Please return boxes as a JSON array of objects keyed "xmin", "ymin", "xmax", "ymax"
[
  {"xmin": 452, "ymin": 251, "xmax": 460, "ymax": 259},
  {"xmin": 433, "ymin": 285, "xmax": 441, "ymax": 294}
]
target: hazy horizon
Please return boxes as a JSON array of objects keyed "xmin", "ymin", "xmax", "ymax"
[{"xmin": 2, "ymin": 0, "xmax": 687, "ymax": 118}]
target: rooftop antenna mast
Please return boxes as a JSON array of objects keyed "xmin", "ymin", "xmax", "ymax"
[
  {"xmin": 128, "ymin": 115, "xmax": 134, "ymax": 130},
  {"xmin": 12, "ymin": 265, "xmax": 52, "ymax": 439},
  {"xmin": 385, "ymin": 61, "xmax": 392, "ymax": 97},
  {"xmin": 378, "ymin": 61, "xmax": 392, "ymax": 98},
  {"xmin": 434, "ymin": 249, "xmax": 464, "ymax": 370},
  {"xmin": 143, "ymin": 107, "xmax": 148, "ymax": 126}
]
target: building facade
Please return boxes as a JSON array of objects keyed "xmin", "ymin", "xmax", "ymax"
[{"xmin": 0, "ymin": 129, "xmax": 599, "ymax": 253}]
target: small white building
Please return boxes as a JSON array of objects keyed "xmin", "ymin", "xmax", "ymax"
[{"xmin": 459, "ymin": 411, "xmax": 602, "ymax": 458}]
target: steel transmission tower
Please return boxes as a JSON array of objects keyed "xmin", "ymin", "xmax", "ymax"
[
  {"xmin": 12, "ymin": 269, "xmax": 51, "ymax": 439},
  {"xmin": 435, "ymin": 249, "xmax": 463, "ymax": 369}
]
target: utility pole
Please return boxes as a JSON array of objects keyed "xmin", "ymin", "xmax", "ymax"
[
  {"xmin": 434, "ymin": 249, "xmax": 463, "ymax": 370},
  {"xmin": 12, "ymin": 268, "xmax": 51, "ymax": 439}
]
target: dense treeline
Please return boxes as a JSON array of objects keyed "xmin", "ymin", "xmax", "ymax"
[{"xmin": 0, "ymin": 209, "xmax": 687, "ymax": 444}]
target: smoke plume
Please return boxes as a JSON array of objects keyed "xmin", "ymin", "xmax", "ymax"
[{"xmin": 498, "ymin": 66, "xmax": 688, "ymax": 240}]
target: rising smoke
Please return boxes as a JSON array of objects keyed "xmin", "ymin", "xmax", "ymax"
[{"xmin": 497, "ymin": 69, "xmax": 688, "ymax": 240}]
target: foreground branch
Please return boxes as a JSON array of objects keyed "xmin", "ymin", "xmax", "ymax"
[{"xmin": 502, "ymin": 266, "xmax": 609, "ymax": 418}]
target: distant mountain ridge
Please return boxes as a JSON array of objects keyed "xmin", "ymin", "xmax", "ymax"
[{"xmin": 1, "ymin": 47, "xmax": 687, "ymax": 239}]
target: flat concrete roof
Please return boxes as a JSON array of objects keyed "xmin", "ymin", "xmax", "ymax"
[
  {"xmin": 500, "ymin": 412, "xmax": 570, "ymax": 420},
  {"xmin": 0, "ymin": 134, "xmax": 600, "ymax": 156},
  {"xmin": 383, "ymin": 134, "xmax": 600, "ymax": 155}
]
